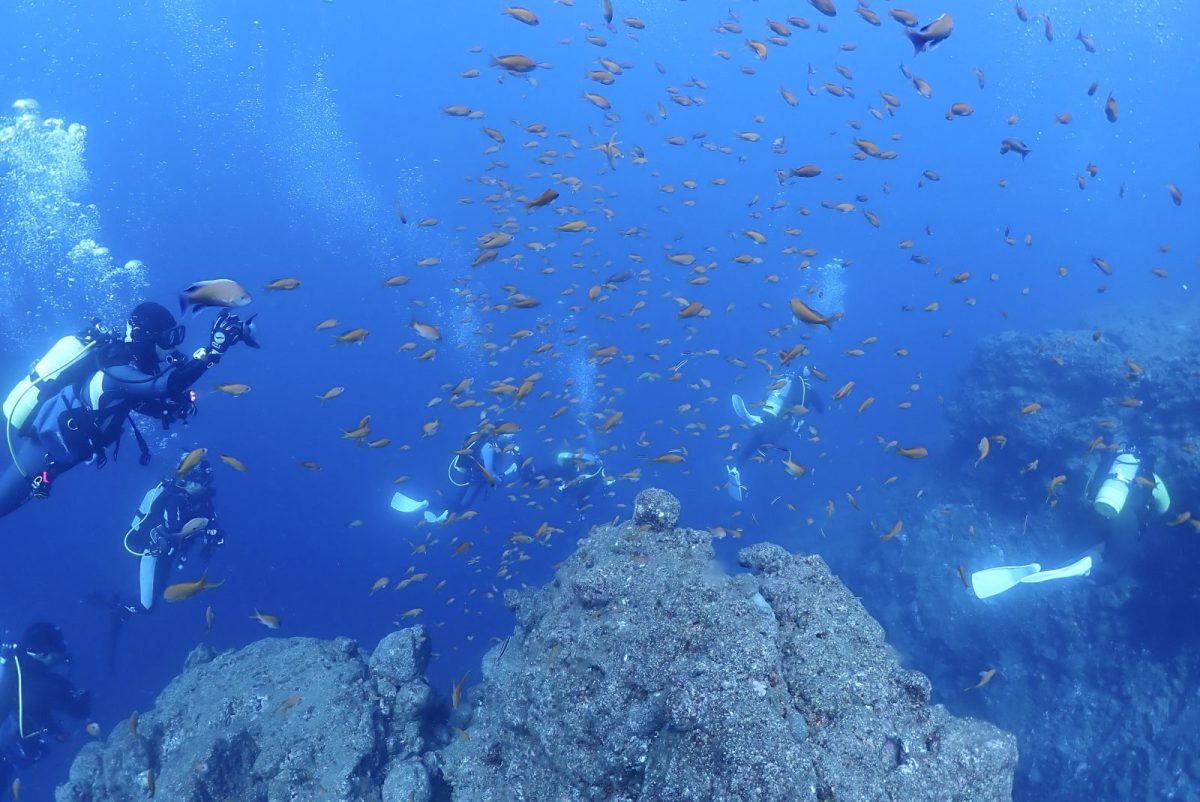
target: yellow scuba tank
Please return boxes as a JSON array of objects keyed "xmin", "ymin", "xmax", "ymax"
[{"xmin": 3, "ymin": 335, "xmax": 95, "ymax": 430}]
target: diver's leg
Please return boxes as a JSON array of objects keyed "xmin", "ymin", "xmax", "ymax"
[
  {"xmin": 0, "ymin": 437, "xmax": 52, "ymax": 518},
  {"xmin": 458, "ymin": 481, "xmax": 482, "ymax": 510}
]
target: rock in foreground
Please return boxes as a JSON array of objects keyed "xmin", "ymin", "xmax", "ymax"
[
  {"xmin": 59, "ymin": 490, "xmax": 1017, "ymax": 801},
  {"xmin": 56, "ymin": 630, "xmax": 434, "ymax": 802},
  {"xmin": 441, "ymin": 491, "xmax": 1017, "ymax": 801}
]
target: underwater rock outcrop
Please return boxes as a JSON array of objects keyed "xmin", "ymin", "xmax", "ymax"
[
  {"xmin": 440, "ymin": 488, "xmax": 1016, "ymax": 801},
  {"xmin": 944, "ymin": 318, "xmax": 1200, "ymax": 508},
  {"xmin": 59, "ymin": 489, "xmax": 1017, "ymax": 801},
  {"xmin": 55, "ymin": 631, "xmax": 436, "ymax": 802}
]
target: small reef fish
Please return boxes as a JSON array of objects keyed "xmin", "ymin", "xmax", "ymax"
[
  {"xmin": 164, "ymin": 570, "xmax": 224, "ymax": 602},
  {"xmin": 905, "ymin": 13, "xmax": 954, "ymax": 53},
  {"xmin": 250, "ymin": 610, "xmax": 281, "ymax": 629},
  {"xmin": 176, "ymin": 448, "xmax": 207, "ymax": 478},
  {"xmin": 178, "ymin": 279, "xmax": 252, "ymax": 315},
  {"xmin": 965, "ymin": 668, "xmax": 997, "ymax": 691}
]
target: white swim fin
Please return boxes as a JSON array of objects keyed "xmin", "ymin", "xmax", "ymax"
[
  {"xmin": 971, "ymin": 555, "xmax": 1094, "ymax": 599},
  {"xmin": 423, "ymin": 509, "xmax": 449, "ymax": 524},
  {"xmin": 970, "ymin": 564, "xmax": 1041, "ymax": 599},
  {"xmin": 1021, "ymin": 555, "xmax": 1094, "ymax": 585},
  {"xmin": 726, "ymin": 465, "xmax": 744, "ymax": 502},
  {"xmin": 731, "ymin": 394, "xmax": 763, "ymax": 426},
  {"xmin": 390, "ymin": 492, "xmax": 429, "ymax": 515}
]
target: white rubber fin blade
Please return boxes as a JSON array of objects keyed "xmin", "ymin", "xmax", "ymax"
[
  {"xmin": 390, "ymin": 492, "xmax": 429, "ymax": 515},
  {"xmin": 970, "ymin": 563, "xmax": 1042, "ymax": 599},
  {"xmin": 1021, "ymin": 555, "xmax": 1093, "ymax": 585}
]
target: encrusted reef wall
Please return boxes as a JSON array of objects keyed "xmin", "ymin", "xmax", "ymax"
[
  {"xmin": 59, "ymin": 489, "xmax": 1017, "ymax": 801},
  {"xmin": 944, "ymin": 319, "xmax": 1200, "ymax": 509},
  {"xmin": 56, "ymin": 632, "xmax": 436, "ymax": 802}
]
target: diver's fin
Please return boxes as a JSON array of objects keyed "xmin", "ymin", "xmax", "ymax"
[
  {"xmin": 726, "ymin": 465, "xmax": 744, "ymax": 502},
  {"xmin": 390, "ymin": 492, "xmax": 429, "ymax": 515},
  {"xmin": 423, "ymin": 509, "xmax": 448, "ymax": 524},
  {"xmin": 970, "ymin": 563, "xmax": 1042, "ymax": 599},
  {"xmin": 1021, "ymin": 555, "xmax": 1094, "ymax": 584},
  {"xmin": 731, "ymin": 394, "xmax": 763, "ymax": 426}
]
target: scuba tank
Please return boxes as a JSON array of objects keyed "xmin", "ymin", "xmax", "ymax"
[{"xmin": 3, "ymin": 325, "xmax": 109, "ymax": 432}]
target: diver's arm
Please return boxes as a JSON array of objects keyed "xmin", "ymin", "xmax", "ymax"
[{"xmin": 103, "ymin": 357, "xmax": 211, "ymax": 402}]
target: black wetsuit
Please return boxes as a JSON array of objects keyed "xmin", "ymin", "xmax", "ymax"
[
  {"xmin": 0, "ymin": 648, "xmax": 90, "ymax": 785},
  {"xmin": 731, "ymin": 373, "xmax": 823, "ymax": 469},
  {"xmin": 450, "ymin": 437, "xmax": 531, "ymax": 512},
  {"xmin": 0, "ymin": 342, "xmax": 210, "ymax": 518},
  {"xmin": 1084, "ymin": 450, "xmax": 1164, "ymax": 578},
  {"xmin": 542, "ymin": 453, "xmax": 608, "ymax": 509},
  {"xmin": 127, "ymin": 482, "xmax": 222, "ymax": 611}
]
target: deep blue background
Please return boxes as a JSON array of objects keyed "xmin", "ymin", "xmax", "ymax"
[{"xmin": 0, "ymin": 0, "xmax": 1196, "ymax": 797}]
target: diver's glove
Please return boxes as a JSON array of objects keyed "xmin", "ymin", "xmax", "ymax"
[{"xmin": 209, "ymin": 311, "xmax": 244, "ymax": 356}]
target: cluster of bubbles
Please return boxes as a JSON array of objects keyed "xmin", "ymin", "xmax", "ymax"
[
  {"xmin": 812, "ymin": 256, "xmax": 847, "ymax": 316},
  {"xmin": 0, "ymin": 99, "xmax": 147, "ymax": 346}
]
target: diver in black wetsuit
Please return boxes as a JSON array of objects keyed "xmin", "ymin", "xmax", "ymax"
[
  {"xmin": 121, "ymin": 455, "xmax": 225, "ymax": 614},
  {"xmin": 724, "ymin": 365, "xmax": 824, "ymax": 502},
  {"xmin": 0, "ymin": 623, "xmax": 91, "ymax": 789},
  {"xmin": 391, "ymin": 430, "xmax": 535, "ymax": 524},
  {"xmin": 0, "ymin": 301, "xmax": 257, "ymax": 518},
  {"xmin": 541, "ymin": 449, "xmax": 612, "ymax": 510}
]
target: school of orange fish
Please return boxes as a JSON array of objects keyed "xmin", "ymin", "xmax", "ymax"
[{"xmin": 164, "ymin": 1, "xmax": 1191, "ymax": 661}]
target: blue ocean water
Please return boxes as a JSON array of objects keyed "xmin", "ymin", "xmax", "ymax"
[{"xmin": 0, "ymin": 0, "xmax": 1196, "ymax": 798}]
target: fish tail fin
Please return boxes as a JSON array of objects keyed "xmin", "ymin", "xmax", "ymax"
[
  {"xmin": 178, "ymin": 293, "xmax": 192, "ymax": 317},
  {"xmin": 904, "ymin": 30, "xmax": 926, "ymax": 53}
]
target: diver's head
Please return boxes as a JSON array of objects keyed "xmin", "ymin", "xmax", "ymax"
[
  {"xmin": 173, "ymin": 454, "xmax": 214, "ymax": 494},
  {"xmin": 127, "ymin": 301, "xmax": 184, "ymax": 360},
  {"xmin": 19, "ymin": 622, "xmax": 68, "ymax": 666},
  {"xmin": 495, "ymin": 431, "xmax": 517, "ymax": 450}
]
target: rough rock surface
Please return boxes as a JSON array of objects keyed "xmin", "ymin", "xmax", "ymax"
[
  {"xmin": 440, "ymin": 492, "xmax": 1017, "ymax": 801},
  {"xmin": 850, "ymin": 319, "xmax": 1200, "ymax": 802},
  {"xmin": 58, "ymin": 490, "xmax": 1019, "ymax": 802},
  {"xmin": 56, "ymin": 629, "xmax": 435, "ymax": 802},
  {"xmin": 945, "ymin": 319, "xmax": 1200, "ymax": 508}
]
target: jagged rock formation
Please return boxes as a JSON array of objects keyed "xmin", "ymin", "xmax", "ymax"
[
  {"xmin": 439, "ymin": 488, "xmax": 1016, "ymax": 801},
  {"xmin": 944, "ymin": 316, "xmax": 1200, "ymax": 508},
  {"xmin": 56, "ymin": 631, "xmax": 435, "ymax": 802},
  {"xmin": 59, "ymin": 489, "xmax": 1018, "ymax": 801}
]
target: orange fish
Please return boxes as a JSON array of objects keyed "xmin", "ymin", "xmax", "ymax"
[
  {"xmin": 163, "ymin": 570, "xmax": 223, "ymax": 602},
  {"xmin": 880, "ymin": 520, "xmax": 903, "ymax": 541},
  {"xmin": 965, "ymin": 668, "xmax": 997, "ymax": 691}
]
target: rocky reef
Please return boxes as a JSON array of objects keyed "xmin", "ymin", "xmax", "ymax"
[
  {"xmin": 853, "ymin": 316, "xmax": 1200, "ymax": 802},
  {"xmin": 59, "ymin": 489, "xmax": 1017, "ymax": 801},
  {"xmin": 56, "ymin": 631, "xmax": 436, "ymax": 802},
  {"xmin": 944, "ymin": 316, "xmax": 1200, "ymax": 510}
]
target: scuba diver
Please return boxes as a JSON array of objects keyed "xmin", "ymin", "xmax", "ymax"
[
  {"xmin": 724, "ymin": 366, "xmax": 823, "ymax": 502},
  {"xmin": 540, "ymin": 449, "xmax": 612, "ymax": 511},
  {"xmin": 391, "ymin": 429, "xmax": 534, "ymax": 524},
  {"xmin": 0, "ymin": 301, "xmax": 257, "ymax": 519},
  {"xmin": 0, "ymin": 623, "xmax": 91, "ymax": 790},
  {"xmin": 120, "ymin": 454, "xmax": 225, "ymax": 614},
  {"xmin": 971, "ymin": 445, "xmax": 1172, "ymax": 599}
]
